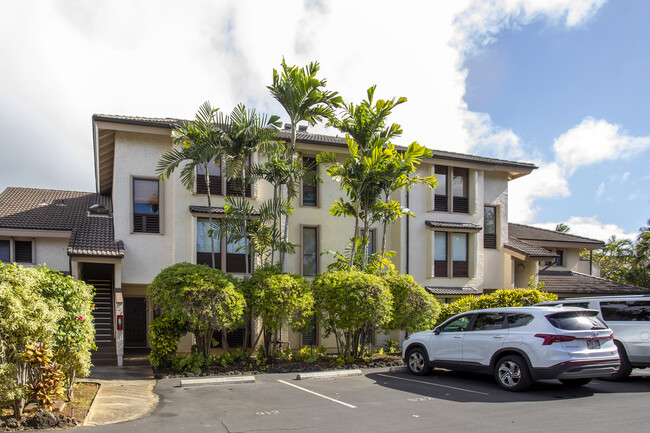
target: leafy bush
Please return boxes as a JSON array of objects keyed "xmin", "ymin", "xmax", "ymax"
[
  {"xmin": 148, "ymin": 316, "xmax": 190, "ymax": 369},
  {"xmin": 243, "ymin": 267, "xmax": 313, "ymax": 357},
  {"xmin": 434, "ymin": 288, "xmax": 558, "ymax": 326},
  {"xmin": 312, "ymin": 269, "xmax": 392, "ymax": 358},
  {"xmin": 23, "ymin": 344, "xmax": 65, "ymax": 410},
  {"xmin": 147, "ymin": 263, "xmax": 246, "ymax": 358},
  {"xmin": 291, "ymin": 346, "xmax": 327, "ymax": 363},
  {"xmin": 383, "ymin": 273, "xmax": 440, "ymax": 332}
]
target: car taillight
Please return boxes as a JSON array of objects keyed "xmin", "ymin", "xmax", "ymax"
[{"xmin": 534, "ymin": 334, "xmax": 576, "ymax": 345}]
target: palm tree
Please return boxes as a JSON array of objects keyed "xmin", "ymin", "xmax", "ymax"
[
  {"xmin": 267, "ymin": 59, "xmax": 342, "ymax": 271},
  {"xmin": 555, "ymin": 223, "xmax": 570, "ymax": 233},
  {"xmin": 214, "ymin": 104, "xmax": 281, "ymax": 276},
  {"xmin": 156, "ymin": 102, "xmax": 221, "ymax": 268}
]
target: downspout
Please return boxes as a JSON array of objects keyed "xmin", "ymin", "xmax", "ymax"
[
  {"xmin": 406, "ymin": 189, "xmax": 410, "ymax": 275},
  {"xmin": 590, "ymin": 250, "xmax": 593, "ymax": 275}
]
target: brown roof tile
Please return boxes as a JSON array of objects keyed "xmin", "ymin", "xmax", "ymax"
[
  {"xmin": 93, "ymin": 114, "xmax": 536, "ymax": 170},
  {"xmin": 425, "ymin": 221, "xmax": 482, "ymax": 231},
  {"xmin": 0, "ymin": 187, "xmax": 123, "ymax": 258},
  {"xmin": 539, "ymin": 270, "xmax": 650, "ymax": 295},
  {"xmin": 425, "ymin": 286, "xmax": 482, "ymax": 296},
  {"xmin": 505, "ymin": 238, "xmax": 558, "ymax": 259},
  {"xmin": 509, "ymin": 223, "xmax": 604, "ymax": 246}
]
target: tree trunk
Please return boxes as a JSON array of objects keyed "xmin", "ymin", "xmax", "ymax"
[
  {"xmin": 241, "ymin": 166, "xmax": 250, "ymax": 276},
  {"xmin": 13, "ymin": 361, "xmax": 28, "ymax": 418},
  {"xmin": 350, "ymin": 198, "xmax": 361, "ymax": 267},
  {"xmin": 362, "ymin": 217, "xmax": 370, "ymax": 270},
  {"xmin": 221, "ymin": 328, "xmax": 229, "ymax": 353},
  {"xmin": 66, "ymin": 368, "xmax": 76, "ymax": 401}
]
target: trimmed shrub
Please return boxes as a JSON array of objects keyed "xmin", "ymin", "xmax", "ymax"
[
  {"xmin": 434, "ymin": 288, "xmax": 558, "ymax": 326},
  {"xmin": 384, "ymin": 273, "xmax": 440, "ymax": 333},
  {"xmin": 147, "ymin": 262, "xmax": 246, "ymax": 358},
  {"xmin": 312, "ymin": 269, "xmax": 392, "ymax": 358}
]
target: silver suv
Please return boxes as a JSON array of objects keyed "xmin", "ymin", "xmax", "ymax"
[
  {"xmin": 536, "ymin": 295, "xmax": 650, "ymax": 380},
  {"xmin": 402, "ymin": 306, "xmax": 620, "ymax": 391}
]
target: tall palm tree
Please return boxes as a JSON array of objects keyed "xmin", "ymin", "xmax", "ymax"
[
  {"xmin": 157, "ymin": 102, "xmax": 221, "ymax": 268},
  {"xmin": 268, "ymin": 59, "xmax": 342, "ymax": 271},
  {"xmin": 214, "ymin": 104, "xmax": 281, "ymax": 276}
]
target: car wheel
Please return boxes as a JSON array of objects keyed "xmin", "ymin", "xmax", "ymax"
[
  {"xmin": 494, "ymin": 355, "xmax": 533, "ymax": 392},
  {"xmin": 602, "ymin": 342, "xmax": 633, "ymax": 381},
  {"xmin": 406, "ymin": 347, "xmax": 431, "ymax": 376},
  {"xmin": 559, "ymin": 378, "xmax": 592, "ymax": 387}
]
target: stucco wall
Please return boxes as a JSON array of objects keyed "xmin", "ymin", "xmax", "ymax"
[
  {"xmin": 482, "ymin": 171, "xmax": 509, "ymax": 289},
  {"xmin": 34, "ymin": 237, "xmax": 70, "ymax": 272}
]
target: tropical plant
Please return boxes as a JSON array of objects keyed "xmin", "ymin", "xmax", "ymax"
[
  {"xmin": 268, "ymin": 59, "xmax": 342, "ymax": 271},
  {"xmin": 147, "ymin": 262, "xmax": 246, "ymax": 358},
  {"xmin": 157, "ymin": 102, "xmax": 222, "ymax": 268},
  {"xmin": 213, "ymin": 104, "xmax": 281, "ymax": 276},
  {"xmin": 312, "ymin": 269, "xmax": 392, "ymax": 358},
  {"xmin": 555, "ymin": 223, "xmax": 570, "ymax": 233}
]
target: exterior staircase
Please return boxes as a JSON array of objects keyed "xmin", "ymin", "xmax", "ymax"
[{"xmin": 88, "ymin": 278, "xmax": 117, "ymax": 365}]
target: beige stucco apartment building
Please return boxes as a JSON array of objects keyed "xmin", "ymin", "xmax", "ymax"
[{"xmin": 2, "ymin": 114, "xmax": 646, "ymax": 365}]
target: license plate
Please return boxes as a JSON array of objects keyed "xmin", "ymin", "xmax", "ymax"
[{"xmin": 587, "ymin": 339, "xmax": 600, "ymax": 349}]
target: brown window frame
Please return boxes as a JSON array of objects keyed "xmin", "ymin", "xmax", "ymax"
[
  {"xmin": 434, "ymin": 231, "xmax": 470, "ymax": 278},
  {"xmin": 434, "ymin": 166, "xmax": 469, "ymax": 214},
  {"xmin": 195, "ymin": 217, "xmax": 251, "ymax": 273},
  {"xmin": 301, "ymin": 225, "xmax": 320, "ymax": 277},
  {"xmin": 0, "ymin": 239, "xmax": 33, "ymax": 264},
  {"xmin": 484, "ymin": 205, "xmax": 497, "ymax": 249},
  {"xmin": 132, "ymin": 177, "xmax": 161, "ymax": 234},
  {"xmin": 300, "ymin": 156, "xmax": 319, "ymax": 208}
]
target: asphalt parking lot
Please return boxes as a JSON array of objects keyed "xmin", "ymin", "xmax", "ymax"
[{"xmin": 78, "ymin": 367, "xmax": 650, "ymax": 433}]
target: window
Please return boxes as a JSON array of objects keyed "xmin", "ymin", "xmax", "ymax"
[
  {"xmin": 434, "ymin": 166, "xmax": 469, "ymax": 213},
  {"xmin": 543, "ymin": 249, "xmax": 564, "ymax": 267},
  {"xmin": 302, "ymin": 317, "xmax": 318, "ymax": 346},
  {"xmin": 452, "ymin": 168, "xmax": 469, "ymax": 213},
  {"xmin": 600, "ymin": 301, "xmax": 650, "ymax": 321},
  {"xmin": 434, "ymin": 231, "xmax": 469, "ymax": 278},
  {"xmin": 434, "ymin": 166, "xmax": 448, "ymax": 211},
  {"xmin": 14, "ymin": 241, "xmax": 32, "ymax": 263},
  {"xmin": 473, "ymin": 312, "xmax": 505, "ymax": 331},
  {"xmin": 302, "ymin": 226, "xmax": 319, "ymax": 276},
  {"xmin": 546, "ymin": 311, "xmax": 607, "ymax": 330},
  {"xmin": 506, "ymin": 313, "xmax": 534, "ymax": 328},
  {"xmin": 196, "ymin": 218, "xmax": 221, "ymax": 269},
  {"xmin": 302, "ymin": 157, "xmax": 318, "ymax": 207},
  {"xmin": 196, "ymin": 159, "xmax": 222, "ymax": 195},
  {"xmin": 195, "ymin": 218, "xmax": 250, "ymax": 273},
  {"xmin": 440, "ymin": 314, "xmax": 472, "ymax": 332},
  {"xmin": 0, "ymin": 240, "xmax": 9, "ymax": 262},
  {"xmin": 452, "ymin": 233, "xmax": 468, "ymax": 277},
  {"xmin": 225, "ymin": 156, "xmax": 252, "ymax": 197},
  {"xmin": 484, "ymin": 206, "xmax": 497, "ymax": 249},
  {"xmin": 434, "ymin": 232, "xmax": 448, "ymax": 277},
  {"xmin": 133, "ymin": 178, "xmax": 160, "ymax": 233}
]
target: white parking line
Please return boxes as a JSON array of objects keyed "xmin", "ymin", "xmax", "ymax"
[
  {"xmin": 277, "ymin": 380, "xmax": 357, "ymax": 409},
  {"xmin": 377, "ymin": 374, "xmax": 490, "ymax": 395}
]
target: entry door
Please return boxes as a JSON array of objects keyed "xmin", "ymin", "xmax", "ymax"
[{"xmin": 124, "ymin": 297, "xmax": 147, "ymax": 347}]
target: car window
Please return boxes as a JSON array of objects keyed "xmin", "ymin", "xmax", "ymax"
[
  {"xmin": 441, "ymin": 315, "xmax": 472, "ymax": 333},
  {"xmin": 472, "ymin": 313, "xmax": 505, "ymax": 331},
  {"xmin": 546, "ymin": 311, "xmax": 608, "ymax": 330},
  {"xmin": 600, "ymin": 301, "xmax": 650, "ymax": 321},
  {"xmin": 506, "ymin": 313, "xmax": 534, "ymax": 328}
]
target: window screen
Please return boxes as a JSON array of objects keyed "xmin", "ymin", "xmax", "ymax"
[
  {"xmin": 0, "ymin": 240, "xmax": 9, "ymax": 262},
  {"xmin": 14, "ymin": 241, "xmax": 32, "ymax": 263},
  {"xmin": 302, "ymin": 227, "xmax": 318, "ymax": 276}
]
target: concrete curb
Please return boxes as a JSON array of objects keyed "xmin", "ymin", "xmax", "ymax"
[
  {"xmin": 296, "ymin": 369, "xmax": 363, "ymax": 380},
  {"xmin": 388, "ymin": 366, "xmax": 408, "ymax": 373},
  {"xmin": 180, "ymin": 375, "xmax": 256, "ymax": 386}
]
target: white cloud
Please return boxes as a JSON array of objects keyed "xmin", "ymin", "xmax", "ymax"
[
  {"xmin": 553, "ymin": 117, "xmax": 650, "ymax": 172},
  {"xmin": 508, "ymin": 162, "xmax": 570, "ymax": 223},
  {"xmin": 595, "ymin": 182, "xmax": 605, "ymax": 198},
  {"xmin": 463, "ymin": 111, "xmax": 524, "ymax": 160},
  {"xmin": 533, "ymin": 216, "xmax": 636, "ymax": 242}
]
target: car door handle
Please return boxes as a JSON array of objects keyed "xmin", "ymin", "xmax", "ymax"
[
  {"xmin": 493, "ymin": 336, "xmax": 504, "ymax": 339},
  {"xmin": 453, "ymin": 336, "xmax": 462, "ymax": 339}
]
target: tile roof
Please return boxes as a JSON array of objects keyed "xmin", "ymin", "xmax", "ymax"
[
  {"xmin": 189, "ymin": 205, "xmax": 260, "ymax": 216},
  {"xmin": 425, "ymin": 286, "xmax": 483, "ymax": 296},
  {"xmin": 425, "ymin": 221, "xmax": 483, "ymax": 231},
  {"xmin": 539, "ymin": 270, "xmax": 650, "ymax": 295},
  {"xmin": 504, "ymin": 238, "xmax": 558, "ymax": 259},
  {"xmin": 509, "ymin": 223, "xmax": 604, "ymax": 246},
  {"xmin": 0, "ymin": 187, "xmax": 124, "ymax": 258},
  {"xmin": 93, "ymin": 114, "xmax": 536, "ymax": 170}
]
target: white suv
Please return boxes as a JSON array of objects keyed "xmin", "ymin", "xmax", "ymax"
[
  {"xmin": 402, "ymin": 306, "xmax": 620, "ymax": 391},
  {"xmin": 536, "ymin": 295, "xmax": 650, "ymax": 380}
]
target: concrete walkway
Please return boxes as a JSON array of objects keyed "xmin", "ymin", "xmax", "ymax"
[{"xmin": 81, "ymin": 366, "xmax": 159, "ymax": 426}]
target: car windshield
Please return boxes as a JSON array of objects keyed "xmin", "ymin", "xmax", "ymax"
[{"xmin": 546, "ymin": 311, "xmax": 608, "ymax": 330}]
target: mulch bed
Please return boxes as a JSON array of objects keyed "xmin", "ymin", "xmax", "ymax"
[
  {"xmin": 154, "ymin": 353, "xmax": 404, "ymax": 379},
  {"xmin": 1, "ymin": 383, "xmax": 99, "ymax": 431}
]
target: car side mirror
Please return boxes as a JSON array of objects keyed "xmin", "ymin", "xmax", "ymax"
[{"xmin": 434, "ymin": 327, "xmax": 441, "ymax": 335}]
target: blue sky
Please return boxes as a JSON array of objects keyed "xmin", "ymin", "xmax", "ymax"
[
  {"xmin": 463, "ymin": 0, "xmax": 650, "ymax": 238},
  {"xmin": 0, "ymin": 0, "xmax": 647, "ymax": 241}
]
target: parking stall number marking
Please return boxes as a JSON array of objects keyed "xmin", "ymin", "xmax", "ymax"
[{"xmin": 256, "ymin": 410, "xmax": 280, "ymax": 416}]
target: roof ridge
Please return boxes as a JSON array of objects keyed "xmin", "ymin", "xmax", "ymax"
[{"xmin": 509, "ymin": 222, "xmax": 603, "ymax": 244}]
